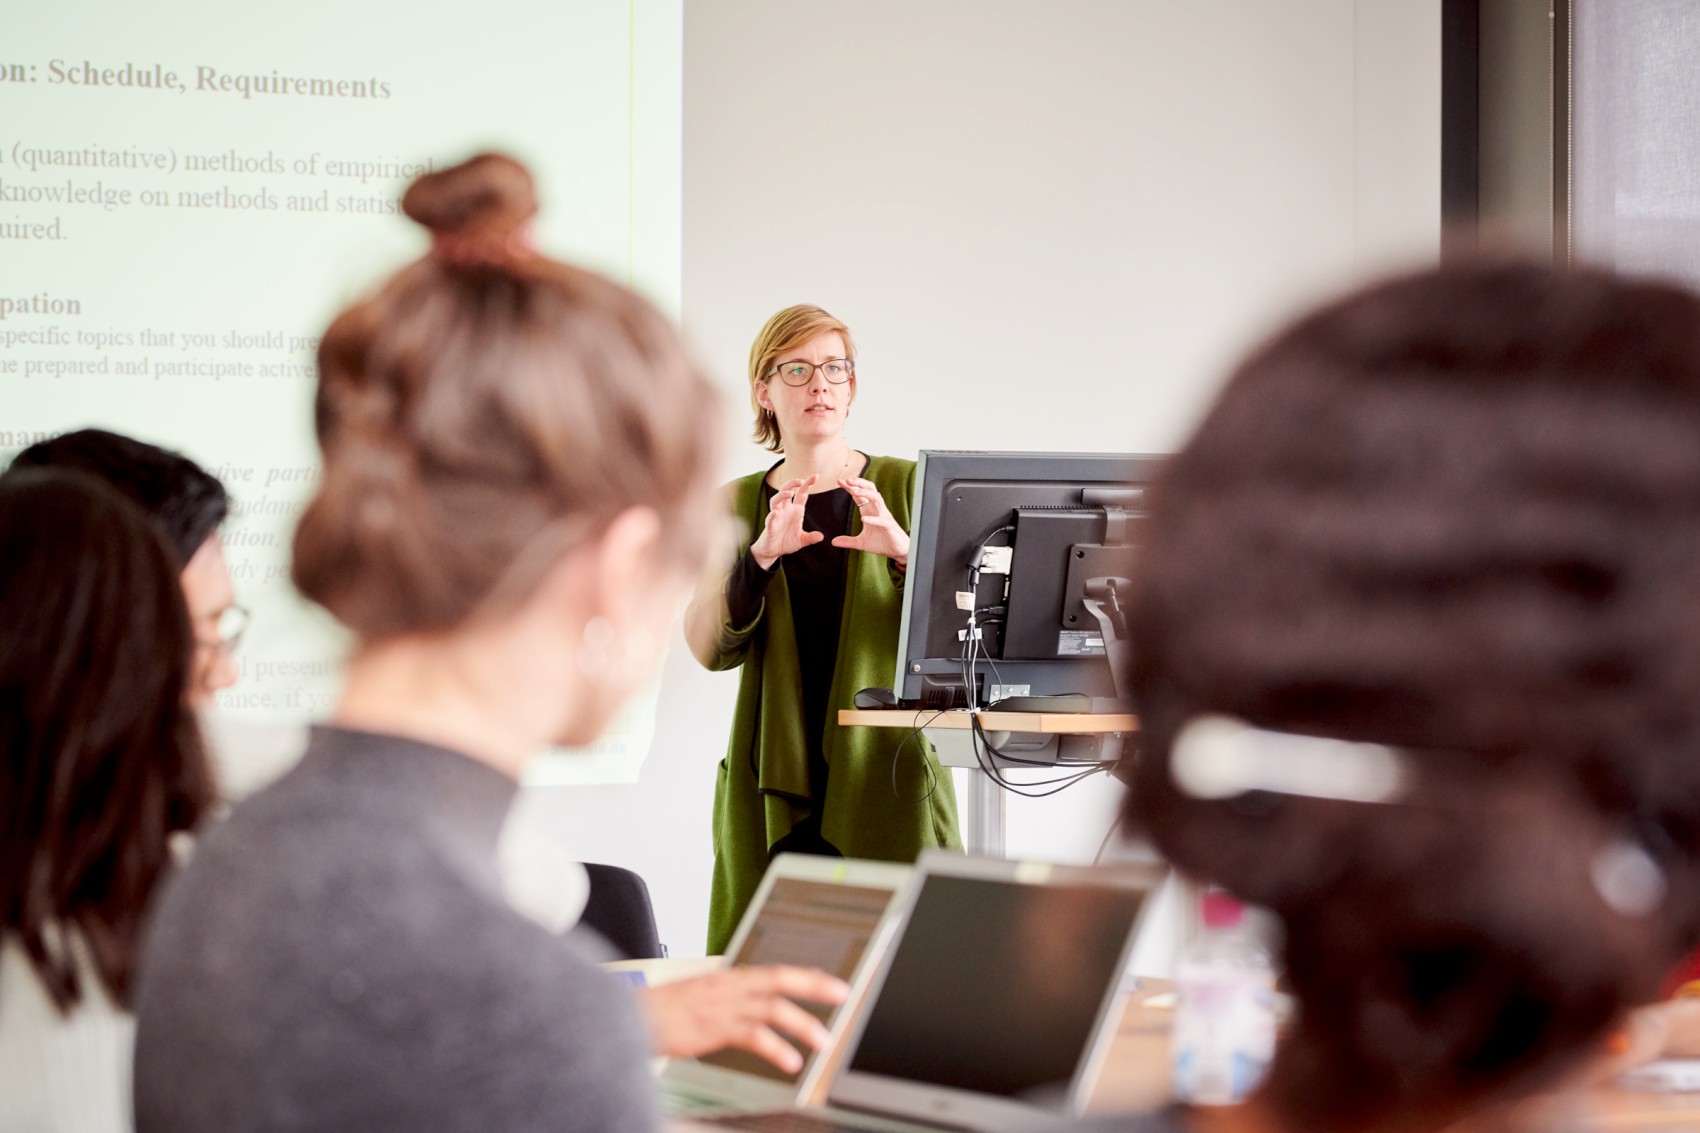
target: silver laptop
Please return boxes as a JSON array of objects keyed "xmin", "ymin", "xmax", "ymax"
[
  {"xmin": 675, "ymin": 851, "xmax": 1167, "ymax": 1133},
  {"xmin": 660, "ymin": 855, "xmax": 915, "ymax": 1117}
]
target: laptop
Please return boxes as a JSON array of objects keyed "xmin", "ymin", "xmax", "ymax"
[
  {"xmin": 675, "ymin": 851, "xmax": 1167, "ymax": 1133},
  {"xmin": 660, "ymin": 855, "xmax": 916, "ymax": 1117}
]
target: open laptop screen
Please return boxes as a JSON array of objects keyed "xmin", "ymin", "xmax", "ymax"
[
  {"xmin": 700, "ymin": 876, "xmax": 895, "ymax": 1083},
  {"xmin": 845, "ymin": 873, "xmax": 1147, "ymax": 1101}
]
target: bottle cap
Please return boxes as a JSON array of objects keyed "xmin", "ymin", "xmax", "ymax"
[{"xmin": 1200, "ymin": 890, "xmax": 1245, "ymax": 929}]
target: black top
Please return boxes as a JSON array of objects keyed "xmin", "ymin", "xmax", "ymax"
[
  {"xmin": 725, "ymin": 465, "xmax": 857, "ymax": 851},
  {"xmin": 133, "ymin": 725, "xmax": 659, "ymax": 1133}
]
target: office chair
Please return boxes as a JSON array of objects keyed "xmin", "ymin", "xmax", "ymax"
[{"xmin": 579, "ymin": 862, "xmax": 665, "ymax": 959}]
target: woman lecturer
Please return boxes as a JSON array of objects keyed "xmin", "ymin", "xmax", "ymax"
[{"xmin": 687, "ymin": 305, "xmax": 960, "ymax": 953}]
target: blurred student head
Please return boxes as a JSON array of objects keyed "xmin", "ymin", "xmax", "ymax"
[
  {"xmin": 1125, "ymin": 260, "xmax": 1700, "ymax": 1131},
  {"xmin": 8, "ymin": 428, "xmax": 241, "ymax": 705},
  {"xmin": 0, "ymin": 469, "xmax": 216, "ymax": 1013},
  {"xmin": 292, "ymin": 152, "xmax": 721, "ymax": 747}
]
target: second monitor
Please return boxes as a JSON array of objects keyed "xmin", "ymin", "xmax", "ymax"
[{"xmin": 895, "ymin": 450, "xmax": 1163, "ymax": 713}]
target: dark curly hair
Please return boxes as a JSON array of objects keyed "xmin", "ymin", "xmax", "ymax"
[{"xmin": 1127, "ymin": 260, "xmax": 1700, "ymax": 1131}]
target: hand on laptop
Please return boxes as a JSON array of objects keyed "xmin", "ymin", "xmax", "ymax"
[
  {"xmin": 639, "ymin": 965, "xmax": 850, "ymax": 1073},
  {"xmin": 1590, "ymin": 996, "xmax": 1700, "ymax": 1082}
]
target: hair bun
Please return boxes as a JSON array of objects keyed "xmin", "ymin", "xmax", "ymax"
[{"xmin": 402, "ymin": 153, "xmax": 537, "ymax": 246}]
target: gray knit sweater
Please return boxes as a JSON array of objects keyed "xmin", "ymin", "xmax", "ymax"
[{"xmin": 133, "ymin": 725, "xmax": 658, "ymax": 1133}]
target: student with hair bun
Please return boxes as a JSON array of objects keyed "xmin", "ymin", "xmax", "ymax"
[
  {"xmin": 1051, "ymin": 261, "xmax": 1700, "ymax": 1133},
  {"xmin": 134, "ymin": 153, "xmax": 843, "ymax": 1133}
]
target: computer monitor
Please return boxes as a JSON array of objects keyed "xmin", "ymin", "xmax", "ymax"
[{"xmin": 895, "ymin": 450, "xmax": 1163, "ymax": 711}]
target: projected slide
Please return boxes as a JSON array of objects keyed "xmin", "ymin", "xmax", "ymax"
[{"xmin": 2, "ymin": 0, "xmax": 682, "ymax": 783}]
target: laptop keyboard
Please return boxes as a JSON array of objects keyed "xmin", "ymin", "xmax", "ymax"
[
  {"xmin": 691, "ymin": 1113, "xmax": 915, "ymax": 1133},
  {"xmin": 661, "ymin": 1088, "xmax": 731, "ymax": 1116}
]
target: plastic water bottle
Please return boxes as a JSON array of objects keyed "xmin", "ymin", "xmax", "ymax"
[{"xmin": 1171, "ymin": 890, "xmax": 1276, "ymax": 1105}]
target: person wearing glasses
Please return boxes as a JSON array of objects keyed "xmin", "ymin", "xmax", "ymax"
[
  {"xmin": 0, "ymin": 469, "xmax": 218, "ymax": 1133},
  {"xmin": 1, "ymin": 430, "xmax": 301, "ymax": 800},
  {"xmin": 7, "ymin": 428, "xmax": 245, "ymax": 707},
  {"xmin": 3, "ymin": 429, "xmax": 597, "ymax": 933},
  {"xmin": 686, "ymin": 304, "xmax": 960, "ymax": 954}
]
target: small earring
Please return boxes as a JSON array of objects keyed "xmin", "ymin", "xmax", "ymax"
[
  {"xmin": 578, "ymin": 617, "xmax": 630, "ymax": 688},
  {"xmin": 1592, "ymin": 835, "xmax": 1667, "ymax": 918}
]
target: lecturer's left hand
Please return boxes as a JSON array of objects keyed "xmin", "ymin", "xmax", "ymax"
[{"xmin": 832, "ymin": 476, "xmax": 909, "ymax": 569}]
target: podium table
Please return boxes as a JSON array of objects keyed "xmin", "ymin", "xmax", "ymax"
[{"xmin": 837, "ymin": 708, "xmax": 1139, "ymax": 856}]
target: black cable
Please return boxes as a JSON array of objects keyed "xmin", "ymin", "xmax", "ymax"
[
  {"xmin": 954, "ymin": 586, "xmax": 1115, "ymax": 798},
  {"xmin": 958, "ymin": 665, "xmax": 1075, "ymax": 769},
  {"xmin": 974, "ymin": 717, "xmax": 1115, "ymax": 779},
  {"xmin": 961, "ymin": 605, "xmax": 983, "ymax": 712},
  {"xmin": 973, "ymin": 613, "xmax": 1009, "ymax": 705},
  {"xmin": 982, "ymin": 762, "xmax": 1113, "ymax": 799},
  {"xmin": 975, "ymin": 523, "xmax": 1016, "ymax": 554},
  {"xmin": 961, "ymin": 633, "xmax": 1095, "ymax": 768},
  {"xmin": 967, "ymin": 711, "xmax": 1117, "ymax": 796},
  {"xmin": 971, "ymin": 713, "xmax": 1068, "ymax": 768},
  {"xmin": 959, "ymin": 526, "xmax": 1013, "ymax": 710},
  {"xmin": 889, "ymin": 705, "xmax": 949, "ymax": 804},
  {"xmin": 1093, "ymin": 814, "xmax": 1122, "ymax": 865}
]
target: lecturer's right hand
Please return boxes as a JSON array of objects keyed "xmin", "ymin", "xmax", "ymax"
[
  {"xmin": 638, "ymin": 965, "xmax": 849, "ymax": 1073},
  {"xmin": 750, "ymin": 475, "xmax": 823, "ymax": 570}
]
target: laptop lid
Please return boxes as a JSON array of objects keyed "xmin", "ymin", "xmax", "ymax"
[
  {"xmin": 826, "ymin": 852, "xmax": 1165, "ymax": 1132},
  {"xmin": 662, "ymin": 854, "xmax": 913, "ymax": 1106}
]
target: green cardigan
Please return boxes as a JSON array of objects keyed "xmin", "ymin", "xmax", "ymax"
[{"xmin": 696, "ymin": 454, "xmax": 960, "ymax": 953}]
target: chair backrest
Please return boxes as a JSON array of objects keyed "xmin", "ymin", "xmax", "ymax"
[{"xmin": 579, "ymin": 863, "xmax": 665, "ymax": 959}]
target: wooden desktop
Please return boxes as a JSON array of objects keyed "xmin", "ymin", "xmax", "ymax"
[
  {"xmin": 623, "ymin": 957, "xmax": 1700, "ymax": 1129},
  {"xmin": 1091, "ymin": 985, "xmax": 1700, "ymax": 1130}
]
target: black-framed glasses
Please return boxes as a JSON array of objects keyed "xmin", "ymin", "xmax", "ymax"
[
  {"xmin": 199, "ymin": 604, "xmax": 251, "ymax": 656},
  {"xmin": 767, "ymin": 357, "xmax": 855, "ymax": 386}
]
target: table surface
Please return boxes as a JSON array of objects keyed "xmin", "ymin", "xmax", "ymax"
[
  {"xmin": 619, "ymin": 960, "xmax": 1700, "ymax": 1129},
  {"xmin": 824, "ymin": 722, "xmax": 1700, "ymax": 1127},
  {"xmin": 1091, "ymin": 986, "xmax": 1700, "ymax": 1130}
]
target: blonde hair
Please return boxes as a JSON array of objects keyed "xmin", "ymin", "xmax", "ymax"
[{"xmin": 747, "ymin": 304, "xmax": 857, "ymax": 453}]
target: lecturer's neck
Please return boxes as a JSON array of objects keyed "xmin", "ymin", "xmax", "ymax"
[{"xmin": 774, "ymin": 437, "xmax": 860, "ymax": 490}]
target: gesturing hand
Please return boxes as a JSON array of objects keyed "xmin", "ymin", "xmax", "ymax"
[
  {"xmin": 638, "ymin": 965, "xmax": 850, "ymax": 1074},
  {"xmin": 831, "ymin": 475, "xmax": 909, "ymax": 568},
  {"xmin": 750, "ymin": 476, "xmax": 823, "ymax": 570}
]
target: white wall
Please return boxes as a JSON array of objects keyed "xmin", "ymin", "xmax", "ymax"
[{"xmin": 516, "ymin": 0, "xmax": 1440, "ymax": 956}]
